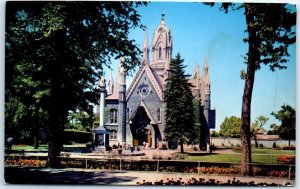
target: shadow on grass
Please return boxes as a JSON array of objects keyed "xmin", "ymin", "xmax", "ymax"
[{"xmin": 5, "ymin": 167, "xmax": 137, "ymax": 185}]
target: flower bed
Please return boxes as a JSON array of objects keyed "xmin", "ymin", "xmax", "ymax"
[
  {"xmin": 136, "ymin": 177, "xmax": 293, "ymax": 186},
  {"xmin": 4, "ymin": 156, "xmax": 294, "ymax": 178},
  {"xmin": 278, "ymin": 156, "xmax": 295, "ymax": 164},
  {"xmin": 5, "ymin": 158, "xmax": 46, "ymax": 167}
]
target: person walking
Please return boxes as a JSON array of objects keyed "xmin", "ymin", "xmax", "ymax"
[{"xmin": 7, "ymin": 136, "xmax": 14, "ymax": 154}]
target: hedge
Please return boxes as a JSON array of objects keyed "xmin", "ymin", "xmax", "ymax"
[{"xmin": 63, "ymin": 130, "xmax": 93, "ymax": 144}]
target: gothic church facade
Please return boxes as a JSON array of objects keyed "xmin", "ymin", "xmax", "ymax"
[{"xmin": 104, "ymin": 14, "xmax": 215, "ymax": 149}]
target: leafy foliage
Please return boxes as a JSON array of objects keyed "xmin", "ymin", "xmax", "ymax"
[
  {"xmin": 219, "ymin": 116, "xmax": 242, "ymax": 138},
  {"xmin": 66, "ymin": 108, "xmax": 94, "ymax": 132},
  {"xmin": 164, "ymin": 53, "xmax": 196, "ymax": 153},
  {"xmin": 6, "ymin": 1, "xmax": 146, "ymax": 167},
  {"xmin": 250, "ymin": 115, "xmax": 269, "ymax": 147},
  {"xmin": 271, "ymin": 105, "xmax": 295, "ymax": 145}
]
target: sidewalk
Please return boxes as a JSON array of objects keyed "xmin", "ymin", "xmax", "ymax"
[{"xmin": 4, "ymin": 167, "xmax": 295, "ymax": 186}]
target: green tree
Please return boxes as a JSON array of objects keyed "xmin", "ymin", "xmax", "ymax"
[
  {"xmin": 192, "ymin": 98, "xmax": 201, "ymax": 146},
  {"xmin": 219, "ymin": 116, "xmax": 242, "ymax": 138},
  {"xmin": 210, "ymin": 130, "xmax": 219, "ymax": 137},
  {"xmin": 271, "ymin": 105, "xmax": 295, "ymax": 146},
  {"xmin": 251, "ymin": 115, "xmax": 269, "ymax": 147},
  {"xmin": 6, "ymin": 1, "xmax": 146, "ymax": 167},
  {"xmin": 67, "ymin": 108, "xmax": 94, "ymax": 132},
  {"xmin": 205, "ymin": 3, "xmax": 296, "ymax": 175},
  {"xmin": 267, "ymin": 123, "xmax": 280, "ymax": 135},
  {"xmin": 164, "ymin": 53, "xmax": 196, "ymax": 153}
]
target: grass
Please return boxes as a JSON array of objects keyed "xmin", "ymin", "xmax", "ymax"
[
  {"xmin": 233, "ymin": 147, "xmax": 296, "ymax": 155},
  {"xmin": 187, "ymin": 154, "xmax": 242, "ymax": 163},
  {"xmin": 9, "ymin": 143, "xmax": 86, "ymax": 152},
  {"xmin": 11, "ymin": 144, "xmax": 49, "ymax": 151},
  {"xmin": 186, "ymin": 148, "xmax": 295, "ymax": 165}
]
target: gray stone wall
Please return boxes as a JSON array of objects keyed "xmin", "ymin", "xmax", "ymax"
[
  {"xmin": 211, "ymin": 137, "xmax": 295, "ymax": 148},
  {"xmin": 126, "ymin": 72, "xmax": 164, "ymax": 145}
]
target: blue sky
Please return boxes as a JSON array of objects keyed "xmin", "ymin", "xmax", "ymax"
[
  {"xmin": 107, "ymin": 2, "xmax": 296, "ymax": 130},
  {"xmin": 106, "ymin": 2, "xmax": 296, "ymax": 131}
]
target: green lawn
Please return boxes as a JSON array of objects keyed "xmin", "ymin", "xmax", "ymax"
[
  {"xmin": 9, "ymin": 143, "xmax": 86, "ymax": 152},
  {"xmin": 187, "ymin": 148, "xmax": 295, "ymax": 164},
  {"xmin": 187, "ymin": 154, "xmax": 242, "ymax": 163},
  {"xmin": 11, "ymin": 144, "xmax": 49, "ymax": 151},
  {"xmin": 233, "ymin": 148, "xmax": 296, "ymax": 155}
]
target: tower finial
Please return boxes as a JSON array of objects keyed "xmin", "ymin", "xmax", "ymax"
[{"xmin": 162, "ymin": 9, "xmax": 165, "ymax": 20}]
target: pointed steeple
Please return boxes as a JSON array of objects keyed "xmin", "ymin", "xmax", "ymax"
[
  {"xmin": 107, "ymin": 71, "xmax": 114, "ymax": 95},
  {"xmin": 194, "ymin": 63, "xmax": 200, "ymax": 79},
  {"xmin": 203, "ymin": 56, "xmax": 210, "ymax": 94},
  {"xmin": 151, "ymin": 11, "xmax": 172, "ymax": 66},
  {"xmin": 161, "ymin": 10, "xmax": 166, "ymax": 25},
  {"xmin": 193, "ymin": 63, "xmax": 200, "ymax": 89},
  {"xmin": 142, "ymin": 29, "xmax": 149, "ymax": 64}
]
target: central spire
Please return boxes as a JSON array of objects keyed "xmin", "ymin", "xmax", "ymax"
[{"xmin": 160, "ymin": 10, "xmax": 166, "ymax": 25}]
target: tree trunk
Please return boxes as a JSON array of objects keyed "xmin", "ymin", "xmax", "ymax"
[
  {"xmin": 33, "ymin": 107, "xmax": 40, "ymax": 149},
  {"xmin": 241, "ymin": 4, "xmax": 258, "ymax": 176},
  {"xmin": 254, "ymin": 135, "xmax": 258, "ymax": 148},
  {"xmin": 33, "ymin": 127, "xmax": 40, "ymax": 149},
  {"xmin": 47, "ymin": 109, "xmax": 64, "ymax": 168},
  {"xmin": 180, "ymin": 138, "xmax": 184, "ymax": 153}
]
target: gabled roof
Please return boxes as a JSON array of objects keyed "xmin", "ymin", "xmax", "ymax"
[
  {"xmin": 127, "ymin": 100, "xmax": 157, "ymax": 125},
  {"xmin": 140, "ymin": 101, "xmax": 157, "ymax": 124},
  {"xmin": 106, "ymin": 76, "xmax": 120, "ymax": 100},
  {"xmin": 126, "ymin": 63, "xmax": 163, "ymax": 101}
]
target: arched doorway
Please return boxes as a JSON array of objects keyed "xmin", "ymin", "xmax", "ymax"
[{"xmin": 130, "ymin": 106, "xmax": 151, "ymax": 146}]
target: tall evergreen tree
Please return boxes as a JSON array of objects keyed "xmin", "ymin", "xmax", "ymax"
[{"xmin": 164, "ymin": 53, "xmax": 196, "ymax": 153}]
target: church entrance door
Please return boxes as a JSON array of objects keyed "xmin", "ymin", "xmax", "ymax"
[{"xmin": 130, "ymin": 106, "xmax": 151, "ymax": 146}]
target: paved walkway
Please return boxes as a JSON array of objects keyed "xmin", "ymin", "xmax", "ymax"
[{"xmin": 4, "ymin": 167, "xmax": 295, "ymax": 186}]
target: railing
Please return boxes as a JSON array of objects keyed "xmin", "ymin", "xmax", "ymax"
[{"xmin": 4, "ymin": 155, "xmax": 295, "ymax": 179}]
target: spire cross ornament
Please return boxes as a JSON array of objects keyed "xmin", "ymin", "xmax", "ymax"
[{"xmin": 161, "ymin": 10, "xmax": 165, "ymax": 20}]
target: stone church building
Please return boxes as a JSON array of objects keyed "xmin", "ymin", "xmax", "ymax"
[{"xmin": 102, "ymin": 13, "xmax": 215, "ymax": 149}]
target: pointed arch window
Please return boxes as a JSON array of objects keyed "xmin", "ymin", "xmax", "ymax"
[
  {"xmin": 158, "ymin": 47, "xmax": 162, "ymax": 59},
  {"xmin": 157, "ymin": 108, "xmax": 161, "ymax": 121}
]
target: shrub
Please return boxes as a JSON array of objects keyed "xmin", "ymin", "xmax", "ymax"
[
  {"xmin": 193, "ymin": 146, "xmax": 198, "ymax": 151},
  {"xmin": 278, "ymin": 156, "xmax": 295, "ymax": 164},
  {"xmin": 282, "ymin": 146, "xmax": 295, "ymax": 151},
  {"xmin": 259, "ymin": 144, "xmax": 264, "ymax": 148},
  {"xmin": 63, "ymin": 130, "xmax": 92, "ymax": 144},
  {"xmin": 272, "ymin": 142, "xmax": 277, "ymax": 149},
  {"xmin": 161, "ymin": 143, "xmax": 168, "ymax": 150}
]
